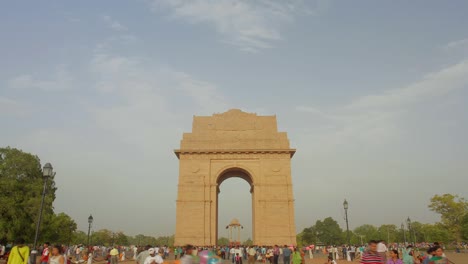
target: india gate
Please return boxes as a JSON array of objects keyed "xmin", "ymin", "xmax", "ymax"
[{"xmin": 174, "ymin": 109, "xmax": 297, "ymax": 246}]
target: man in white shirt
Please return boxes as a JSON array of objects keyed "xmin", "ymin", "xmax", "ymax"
[
  {"xmin": 144, "ymin": 249, "xmax": 163, "ymax": 264},
  {"xmin": 230, "ymin": 247, "xmax": 236, "ymax": 263},
  {"xmin": 377, "ymin": 240, "xmax": 388, "ymax": 262}
]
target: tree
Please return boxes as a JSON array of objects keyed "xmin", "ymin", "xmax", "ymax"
[
  {"xmin": 41, "ymin": 213, "xmax": 77, "ymax": 244},
  {"xmin": 299, "ymin": 227, "xmax": 318, "ymax": 245},
  {"xmin": 429, "ymin": 194, "xmax": 468, "ymax": 241},
  {"xmin": 72, "ymin": 231, "xmax": 87, "ymax": 245},
  {"xmin": 377, "ymin": 225, "xmax": 398, "ymax": 243},
  {"xmin": 315, "ymin": 217, "xmax": 344, "ymax": 245},
  {"xmin": 461, "ymin": 214, "xmax": 468, "ymax": 241},
  {"xmin": 243, "ymin": 238, "xmax": 253, "ymax": 246},
  {"xmin": 114, "ymin": 232, "xmax": 129, "ymax": 245},
  {"xmin": 0, "ymin": 147, "xmax": 57, "ymax": 242},
  {"xmin": 217, "ymin": 237, "xmax": 229, "ymax": 245},
  {"xmin": 354, "ymin": 224, "xmax": 378, "ymax": 242},
  {"xmin": 92, "ymin": 229, "xmax": 113, "ymax": 246}
]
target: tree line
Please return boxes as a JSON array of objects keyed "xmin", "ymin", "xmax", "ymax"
[
  {"xmin": 298, "ymin": 194, "xmax": 468, "ymax": 246},
  {"xmin": 2, "ymin": 147, "xmax": 467, "ymax": 246}
]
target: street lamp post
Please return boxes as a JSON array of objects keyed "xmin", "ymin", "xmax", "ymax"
[
  {"xmin": 401, "ymin": 223, "xmax": 407, "ymax": 245},
  {"xmin": 359, "ymin": 235, "xmax": 364, "ymax": 245},
  {"xmin": 343, "ymin": 199, "xmax": 350, "ymax": 245},
  {"xmin": 31, "ymin": 163, "xmax": 55, "ymax": 264},
  {"xmin": 406, "ymin": 217, "xmax": 415, "ymax": 245},
  {"xmin": 87, "ymin": 215, "xmax": 93, "ymax": 248},
  {"xmin": 387, "ymin": 226, "xmax": 390, "ymax": 243}
]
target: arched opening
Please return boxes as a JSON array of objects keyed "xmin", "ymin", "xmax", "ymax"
[{"xmin": 216, "ymin": 168, "xmax": 254, "ymax": 245}]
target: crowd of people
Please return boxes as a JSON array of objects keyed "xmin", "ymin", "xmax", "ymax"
[{"xmin": 1, "ymin": 239, "xmax": 467, "ymax": 264}]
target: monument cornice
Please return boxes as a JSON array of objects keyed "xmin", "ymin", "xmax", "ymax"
[{"xmin": 174, "ymin": 148, "xmax": 296, "ymax": 158}]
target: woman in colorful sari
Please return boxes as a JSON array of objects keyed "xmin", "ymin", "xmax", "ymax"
[{"xmin": 428, "ymin": 246, "xmax": 449, "ymax": 264}]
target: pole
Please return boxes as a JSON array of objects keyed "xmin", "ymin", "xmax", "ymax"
[
  {"xmin": 402, "ymin": 224, "xmax": 407, "ymax": 245},
  {"xmin": 387, "ymin": 227, "xmax": 390, "ymax": 243},
  {"xmin": 87, "ymin": 222, "xmax": 91, "ymax": 248},
  {"xmin": 345, "ymin": 208, "xmax": 350, "ymax": 245},
  {"xmin": 31, "ymin": 177, "xmax": 49, "ymax": 264}
]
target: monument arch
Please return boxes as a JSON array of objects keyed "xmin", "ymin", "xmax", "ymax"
[{"xmin": 174, "ymin": 109, "xmax": 296, "ymax": 246}]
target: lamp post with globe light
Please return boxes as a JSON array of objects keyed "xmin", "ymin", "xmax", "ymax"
[
  {"xmin": 31, "ymin": 163, "xmax": 55, "ymax": 264},
  {"xmin": 343, "ymin": 199, "xmax": 350, "ymax": 245},
  {"xmin": 406, "ymin": 217, "xmax": 416, "ymax": 245},
  {"xmin": 401, "ymin": 223, "xmax": 407, "ymax": 245},
  {"xmin": 87, "ymin": 215, "xmax": 93, "ymax": 248}
]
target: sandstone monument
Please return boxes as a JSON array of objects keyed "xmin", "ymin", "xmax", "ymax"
[{"xmin": 174, "ymin": 109, "xmax": 297, "ymax": 246}]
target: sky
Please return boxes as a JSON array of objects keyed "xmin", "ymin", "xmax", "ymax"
[{"xmin": 1, "ymin": 0, "xmax": 468, "ymax": 240}]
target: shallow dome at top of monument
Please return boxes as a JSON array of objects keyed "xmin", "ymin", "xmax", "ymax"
[{"xmin": 229, "ymin": 218, "xmax": 241, "ymax": 226}]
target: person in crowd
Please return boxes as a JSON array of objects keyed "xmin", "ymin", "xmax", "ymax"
[
  {"xmin": 247, "ymin": 246, "xmax": 256, "ymax": 264},
  {"xmin": 230, "ymin": 247, "xmax": 236, "ymax": 264},
  {"xmin": 387, "ymin": 249, "xmax": 402, "ymax": 264},
  {"xmin": 324, "ymin": 256, "xmax": 337, "ymax": 264},
  {"xmin": 75, "ymin": 246, "xmax": 81, "ymax": 262},
  {"xmin": 133, "ymin": 247, "xmax": 138, "ymax": 260},
  {"xmin": 0, "ymin": 243, "xmax": 5, "ymax": 258},
  {"xmin": 272, "ymin": 245, "xmax": 280, "ymax": 264},
  {"xmin": 422, "ymin": 247, "xmax": 435, "ymax": 264},
  {"xmin": 402, "ymin": 246, "xmax": 414, "ymax": 264},
  {"xmin": 235, "ymin": 253, "xmax": 241, "ymax": 264},
  {"xmin": 428, "ymin": 246, "xmax": 449, "ymax": 264},
  {"xmin": 136, "ymin": 245, "xmax": 151, "ymax": 264},
  {"xmin": 180, "ymin": 245, "xmax": 194, "ymax": 264},
  {"xmin": 282, "ymin": 245, "xmax": 291, "ymax": 264},
  {"xmin": 377, "ymin": 241, "xmax": 388, "ymax": 263},
  {"xmin": 87, "ymin": 249, "xmax": 93, "ymax": 264},
  {"xmin": 349, "ymin": 246, "xmax": 356, "ymax": 261},
  {"xmin": 235, "ymin": 246, "xmax": 243, "ymax": 264},
  {"xmin": 342, "ymin": 245, "xmax": 347, "ymax": 260},
  {"xmin": 7, "ymin": 238, "xmax": 29, "ymax": 264},
  {"xmin": 109, "ymin": 247, "xmax": 119, "ymax": 264},
  {"xmin": 41, "ymin": 242, "xmax": 50, "ymax": 264},
  {"xmin": 50, "ymin": 245, "xmax": 65, "ymax": 264},
  {"xmin": 291, "ymin": 247, "xmax": 303, "ymax": 264},
  {"xmin": 265, "ymin": 247, "xmax": 273, "ymax": 264},
  {"xmin": 360, "ymin": 240, "xmax": 384, "ymax": 264},
  {"xmin": 143, "ymin": 249, "xmax": 160, "ymax": 264}
]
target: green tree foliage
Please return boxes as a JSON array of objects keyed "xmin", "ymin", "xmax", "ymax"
[
  {"xmin": 114, "ymin": 232, "xmax": 129, "ymax": 245},
  {"xmin": 377, "ymin": 224, "xmax": 398, "ymax": 242},
  {"xmin": 354, "ymin": 224, "xmax": 379, "ymax": 242},
  {"xmin": 301, "ymin": 217, "xmax": 343, "ymax": 245},
  {"xmin": 217, "ymin": 237, "xmax": 229, "ymax": 245},
  {"xmin": 429, "ymin": 194, "xmax": 468, "ymax": 241},
  {"xmin": 41, "ymin": 213, "xmax": 77, "ymax": 244},
  {"xmin": 72, "ymin": 231, "xmax": 88, "ymax": 245},
  {"xmin": 243, "ymin": 238, "xmax": 253, "ymax": 246},
  {"xmin": 130, "ymin": 234, "xmax": 157, "ymax": 246},
  {"xmin": 0, "ymin": 147, "xmax": 56, "ymax": 242},
  {"xmin": 299, "ymin": 227, "xmax": 318, "ymax": 245},
  {"xmin": 461, "ymin": 214, "xmax": 468, "ymax": 241},
  {"xmin": 91, "ymin": 229, "xmax": 114, "ymax": 245}
]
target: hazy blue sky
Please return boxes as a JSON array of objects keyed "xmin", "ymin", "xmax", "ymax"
[{"xmin": 1, "ymin": 0, "xmax": 468, "ymax": 240}]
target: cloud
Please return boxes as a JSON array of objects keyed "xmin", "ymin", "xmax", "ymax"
[
  {"xmin": 444, "ymin": 38, "xmax": 468, "ymax": 50},
  {"xmin": 8, "ymin": 65, "xmax": 73, "ymax": 92},
  {"xmin": 295, "ymin": 59, "xmax": 468, "ymax": 148},
  {"xmin": 152, "ymin": 0, "xmax": 308, "ymax": 52},
  {"xmin": 102, "ymin": 15, "xmax": 128, "ymax": 31},
  {"xmin": 347, "ymin": 60, "xmax": 468, "ymax": 110},
  {"xmin": 88, "ymin": 51, "xmax": 228, "ymax": 150},
  {"xmin": 0, "ymin": 97, "xmax": 30, "ymax": 117}
]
